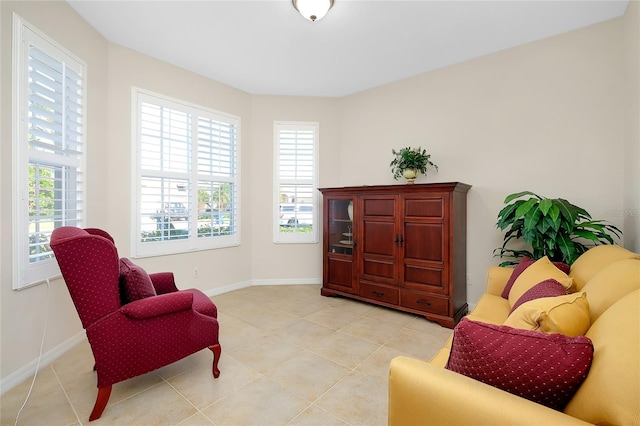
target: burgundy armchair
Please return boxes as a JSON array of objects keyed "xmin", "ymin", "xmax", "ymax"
[{"xmin": 50, "ymin": 227, "xmax": 221, "ymax": 421}]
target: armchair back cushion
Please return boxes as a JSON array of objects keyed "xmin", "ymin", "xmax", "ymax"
[{"xmin": 50, "ymin": 227, "xmax": 121, "ymax": 328}]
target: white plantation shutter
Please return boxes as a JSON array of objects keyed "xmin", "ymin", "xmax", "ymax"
[
  {"xmin": 133, "ymin": 89, "xmax": 240, "ymax": 257},
  {"xmin": 274, "ymin": 122, "xmax": 319, "ymax": 243},
  {"xmin": 13, "ymin": 16, "xmax": 86, "ymax": 289}
]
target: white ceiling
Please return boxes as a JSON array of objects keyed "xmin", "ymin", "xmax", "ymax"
[{"xmin": 67, "ymin": 0, "xmax": 629, "ymax": 98}]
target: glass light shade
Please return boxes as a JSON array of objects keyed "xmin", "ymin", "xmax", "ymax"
[{"xmin": 292, "ymin": 0, "xmax": 334, "ymax": 22}]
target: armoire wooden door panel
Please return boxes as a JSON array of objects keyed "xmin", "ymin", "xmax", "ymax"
[
  {"xmin": 361, "ymin": 226, "xmax": 397, "ymax": 283},
  {"xmin": 362, "ymin": 221, "xmax": 396, "ymax": 256},
  {"xmin": 363, "ymin": 197, "xmax": 396, "ymax": 217},
  {"xmin": 404, "ymin": 197, "xmax": 444, "ymax": 219},
  {"xmin": 326, "ymin": 256, "xmax": 355, "ymax": 292},
  {"xmin": 403, "ymin": 222, "xmax": 445, "ymax": 263},
  {"xmin": 403, "ymin": 264, "xmax": 444, "ymax": 290},
  {"xmin": 360, "ymin": 195, "xmax": 398, "ymax": 284}
]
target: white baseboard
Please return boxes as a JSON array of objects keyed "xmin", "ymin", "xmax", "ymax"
[
  {"xmin": 251, "ymin": 278, "xmax": 322, "ymax": 286},
  {"xmin": 0, "ymin": 332, "xmax": 86, "ymax": 396}
]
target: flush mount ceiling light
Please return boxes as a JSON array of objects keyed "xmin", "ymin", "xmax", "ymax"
[{"xmin": 292, "ymin": 0, "xmax": 334, "ymax": 22}]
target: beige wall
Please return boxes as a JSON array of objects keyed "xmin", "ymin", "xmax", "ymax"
[
  {"xmin": 1, "ymin": 1, "xmax": 109, "ymax": 383},
  {"xmin": 249, "ymin": 95, "xmax": 340, "ymax": 282},
  {"xmin": 1, "ymin": 0, "xmax": 638, "ymax": 387},
  {"xmin": 105, "ymin": 44, "xmax": 254, "ymax": 290},
  {"xmin": 339, "ymin": 17, "xmax": 626, "ymax": 303},
  {"xmin": 623, "ymin": 0, "xmax": 640, "ymax": 252}
]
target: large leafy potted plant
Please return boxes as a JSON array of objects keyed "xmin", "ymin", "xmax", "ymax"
[
  {"xmin": 390, "ymin": 146, "xmax": 438, "ymax": 184},
  {"xmin": 494, "ymin": 191, "xmax": 622, "ymax": 266}
]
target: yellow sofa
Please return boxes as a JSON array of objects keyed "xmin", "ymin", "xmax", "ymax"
[{"xmin": 389, "ymin": 245, "xmax": 640, "ymax": 426}]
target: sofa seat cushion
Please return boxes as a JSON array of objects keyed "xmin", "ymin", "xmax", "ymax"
[
  {"xmin": 569, "ymin": 245, "xmax": 640, "ymax": 291},
  {"xmin": 466, "ymin": 293, "xmax": 511, "ymax": 325},
  {"xmin": 564, "ymin": 289, "xmax": 640, "ymax": 425},
  {"xmin": 503, "ymin": 293, "xmax": 590, "ymax": 337},
  {"xmin": 446, "ymin": 318, "xmax": 594, "ymax": 411},
  {"xmin": 580, "ymin": 259, "xmax": 640, "ymax": 322},
  {"xmin": 508, "ymin": 257, "xmax": 573, "ymax": 307}
]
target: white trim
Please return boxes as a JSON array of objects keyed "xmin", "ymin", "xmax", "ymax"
[
  {"xmin": 11, "ymin": 14, "xmax": 87, "ymax": 289},
  {"xmin": 252, "ymin": 278, "xmax": 322, "ymax": 286},
  {"xmin": 273, "ymin": 121, "xmax": 319, "ymax": 244},
  {"xmin": 130, "ymin": 87, "xmax": 241, "ymax": 258},
  {"xmin": 0, "ymin": 332, "xmax": 86, "ymax": 396}
]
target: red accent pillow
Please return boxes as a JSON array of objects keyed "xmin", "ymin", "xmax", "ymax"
[
  {"xmin": 445, "ymin": 318, "xmax": 593, "ymax": 411},
  {"xmin": 509, "ymin": 278, "xmax": 567, "ymax": 314},
  {"xmin": 501, "ymin": 257, "xmax": 536, "ymax": 298},
  {"xmin": 501, "ymin": 257, "xmax": 570, "ymax": 299},
  {"xmin": 119, "ymin": 258, "xmax": 157, "ymax": 303}
]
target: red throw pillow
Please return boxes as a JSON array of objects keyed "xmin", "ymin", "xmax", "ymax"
[
  {"xmin": 445, "ymin": 318, "xmax": 593, "ymax": 411},
  {"xmin": 119, "ymin": 258, "xmax": 157, "ymax": 303},
  {"xmin": 501, "ymin": 257, "xmax": 536, "ymax": 298},
  {"xmin": 501, "ymin": 257, "xmax": 570, "ymax": 299},
  {"xmin": 508, "ymin": 278, "xmax": 567, "ymax": 314}
]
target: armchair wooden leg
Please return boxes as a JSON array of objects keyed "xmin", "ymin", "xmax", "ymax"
[
  {"xmin": 209, "ymin": 343, "xmax": 221, "ymax": 378},
  {"xmin": 89, "ymin": 385, "xmax": 112, "ymax": 421}
]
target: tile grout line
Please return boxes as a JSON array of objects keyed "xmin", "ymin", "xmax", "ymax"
[
  {"xmin": 161, "ymin": 375, "xmax": 217, "ymax": 425},
  {"xmin": 50, "ymin": 364, "xmax": 83, "ymax": 425}
]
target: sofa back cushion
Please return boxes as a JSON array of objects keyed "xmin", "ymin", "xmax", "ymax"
[
  {"xmin": 569, "ymin": 245, "xmax": 640, "ymax": 291},
  {"xmin": 563, "ymin": 289, "xmax": 640, "ymax": 425},
  {"xmin": 580, "ymin": 259, "xmax": 640, "ymax": 323}
]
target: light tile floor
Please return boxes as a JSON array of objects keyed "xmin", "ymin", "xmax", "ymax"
[{"xmin": 1, "ymin": 284, "xmax": 452, "ymax": 426}]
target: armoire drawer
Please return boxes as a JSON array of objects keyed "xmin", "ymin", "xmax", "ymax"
[
  {"xmin": 359, "ymin": 282, "xmax": 399, "ymax": 305},
  {"xmin": 400, "ymin": 290, "xmax": 448, "ymax": 316}
]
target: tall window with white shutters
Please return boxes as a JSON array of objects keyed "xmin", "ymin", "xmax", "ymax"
[
  {"xmin": 273, "ymin": 122, "xmax": 319, "ymax": 244},
  {"xmin": 12, "ymin": 16, "xmax": 86, "ymax": 289},
  {"xmin": 132, "ymin": 89, "xmax": 240, "ymax": 257}
]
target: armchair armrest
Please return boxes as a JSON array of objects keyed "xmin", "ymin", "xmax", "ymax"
[
  {"xmin": 121, "ymin": 292, "xmax": 193, "ymax": 319},
  {"xmin": 485, "ymin": 266, "xmax": 513, "ymax": 296},
  {"xmin": 149, "ymin": 272, "xmax": 180, "ymax": 294},
  {"xmin": 389, "ymin": 356, "xmax": 590, "ymax": 426}
]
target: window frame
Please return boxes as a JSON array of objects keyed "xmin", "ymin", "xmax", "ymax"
[
  {"xmin": 273, "ymin": 121, "xmax": 319, "ymax": 244},
  {"xmin": 131, "ymin": 88, "xmax": 241, "ymax": 258},
  {"xmin": 12, "ymin": 14, "xmax": 87, "ymax": 289}
]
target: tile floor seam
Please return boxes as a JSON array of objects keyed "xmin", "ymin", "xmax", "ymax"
[
  {"xmin": 161, "ymin": 376, "xmax": 216, "ymax": 425},
  {"xmin": 196, "ymin": 369, "xmax": 266, "ymax": 413},
  {"xmin": 50, "ymin": 364, "xmax": 83, "ymax": 425},
  {"xmin": 284, "ymin": 402, "xmax": 350, "ymax": 426}
]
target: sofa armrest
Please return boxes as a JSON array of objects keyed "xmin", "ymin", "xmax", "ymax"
[
  {"xmin": 389, "ymin": 356, "xmax": 590, "ymax": 426},
  {"xmin": 485, "ymin": 266, "xmax": 513, "ymax": 296}
]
